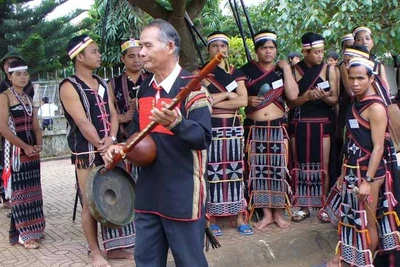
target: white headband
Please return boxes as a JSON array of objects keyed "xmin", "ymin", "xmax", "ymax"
[
  {"xmin": 68, "ymin": 37, "xmax": 94, "ymax": 59},
  {"xmin": 8, "ymin": 66, "xmax": 28, "ymax": 72},
  {"xmin": 207, "ymin": 34, "xmax": 229, "ymax": 46},
  {"xmin": 348, "ymin": 57, "xmax": 375, "ymax": 73}
]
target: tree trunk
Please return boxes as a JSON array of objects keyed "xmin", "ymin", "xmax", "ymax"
[{"xmin": 128, "ymin": 0, "xmax": 207, "ymax": 71}]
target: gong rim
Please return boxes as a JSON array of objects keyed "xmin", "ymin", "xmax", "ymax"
[{"xmin": 86, "ymin": 165, "xmax": 135, "ymax": 228}]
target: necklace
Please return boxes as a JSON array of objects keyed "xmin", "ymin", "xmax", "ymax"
[
  {"xmin": 9, "ymin": 87, "xmax": 33, "ymax": 116},
  {"xmin": 126, "ymin": 72, "xmax": 141, "ymax": 86}
]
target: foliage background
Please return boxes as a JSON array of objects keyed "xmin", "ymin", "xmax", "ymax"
[{"xmin": 1, "ymin": 0, "xmax": 400, "ymax": 79}]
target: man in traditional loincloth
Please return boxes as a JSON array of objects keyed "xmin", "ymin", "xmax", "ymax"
[
  {"xmin": 240, "ymin": 30, "xmax": 298, "ymax": 229},
  {"xmin": 319, "ymin": 57, "xmax": 400, "ymax": 267},
  {"xmin": 201, "ymin": 31, "xmax": 253, "ymax": 236},
  {"xmin": 108, "ymin": 38, "xmax": 148, "ymax": 178},
  {"xmin": 108, "ymin": 38, "xmax": 148, "ymax": 142},
  {"xmin": 59, "ymin": 34, "xmax": 135, "ymax": 267},
  {"xmin": 288, "ymin": 32, "xmax": 338, "ymax": 223}
]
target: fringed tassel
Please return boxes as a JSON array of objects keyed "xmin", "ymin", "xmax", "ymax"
[
  {"xmin": 335, "ymin": 241, "xmax": 340, "ymax": 255},
  {"xmin": 73, "ymin": 155, "xmax": 92, "ymax": 169},
  {"xmin": 373, "ymin": 249, "xmax": 379, "ymax": 261},
  {"xmin": 12, "ymin": 146, "xmax": 21, "ymax": 172},
  {"xmin": 365, "ymin": 230, "xmax": 371, "ymax": 246},
  {"xmin": 2, "ymin": 167, "xmax": 11, "ymax": 200},
  {"xmin": 384, "ymin": 211, "xmax": 400, "ymax": 227},
  {"xmin": 205, "ymin": 227, "xmax": 221, "ymax": 251}
]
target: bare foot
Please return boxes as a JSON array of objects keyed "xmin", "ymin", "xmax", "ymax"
[
  {"xmin": 273, "ymin": 213, "xmax": 290, "ymax": 229},
  {"xmin": 326, "ymin": 255, "xmax": 340, "ymax": 267},
  {"xmin": 254, "ymin": 216, "xmax": 274, "ymax": 230},
  {"xmin": 107, "ymin": 248, "xmax": 134, "ymax": 259},
  {"xmin": 90, "ymin": 251, "xmax": 111, "ymax": 267},
  {"xmin": 2, "ymin": 201, "xmax": 11, "ymax": 209}
]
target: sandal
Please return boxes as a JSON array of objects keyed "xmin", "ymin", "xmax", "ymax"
[
  {"xmin": 209, "ymin": 224, "xmax": 223, "ymax": 236},
  {"xmin": 318, "ymin": 209, "xmax": 331, "ymax": 223},
  {"xmin": 237, "ymin": 224, "xmax": 253, "ymax": 235},
  {"xmin": 291, "ymin": 210, "xmax": 310, "ymax": 223},
  {"xmin": 18, "ymin": 236, "xmax": 40, "ymax": 249}
]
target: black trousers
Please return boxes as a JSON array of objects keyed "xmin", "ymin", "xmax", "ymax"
[
  {"xmin": 42, "ymin": 118, "xmax": 53, "ymax": 130},
  {"xmin": 134, "ymin": 211, "xmax": 208, "ymax": 267}
]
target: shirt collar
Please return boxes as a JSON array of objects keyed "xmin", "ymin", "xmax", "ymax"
[{"xmin": 148, "ymin": 63, "xmax": 181, "ymax": 93}]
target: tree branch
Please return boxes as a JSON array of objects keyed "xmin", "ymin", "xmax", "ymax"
[
  {"xmin": 187, "ymin": 0, "xmax": 207, "ymax": 19},
  {"xmin": 128, "ymin": 0, "xmax": 168, "ymax": 20},
  {"xmin": 171, "ymin": 0, "xmax": 186, "ymax": 19}
]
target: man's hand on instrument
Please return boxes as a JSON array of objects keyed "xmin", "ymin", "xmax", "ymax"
[
  {"xmin": 103, "ymin": 144, "xmax": 123, "ymax": 165},
  {"xmin": 98, "ymin": 136, "xmax": 114, "ymax": 153},
  {"xmin": 150, "ymin": 101, "xmax": 181, "ymax": 127}
]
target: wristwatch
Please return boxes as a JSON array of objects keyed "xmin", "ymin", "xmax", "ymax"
[
  {"xmin": 110, "ymin": 135, "xmax": 117, "ymax": 144},
  {"xmin": 365, "ymin": 175, "xmax": 374, "ymax": 183}
]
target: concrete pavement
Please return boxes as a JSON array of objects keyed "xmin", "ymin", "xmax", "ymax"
[{"xmin": 0, "ymin": 159, "xmax": 338, "ymax": 267}]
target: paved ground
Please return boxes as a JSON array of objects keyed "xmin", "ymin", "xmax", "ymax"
[{"xmin": 0, "ymin": 159, "xmax": 338, "ymax": 267}]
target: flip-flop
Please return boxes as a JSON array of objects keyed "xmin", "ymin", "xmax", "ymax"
[
  {"xmin": 291, "ymin": 210, "xmax": 310, "ymax": 223},
  {"xmin": 237, "ymin": 224, "xmax": 253, "ymax": 235},
  {"xmin": 209, "ymin": 224, "xmax": 223, "ymax": 236}
]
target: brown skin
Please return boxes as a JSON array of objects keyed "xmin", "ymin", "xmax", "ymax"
[
  {"xmin": 290, "ymin": 56, "xmax": 300, "ymax": 66},
  {"xmin": 340, "ymin": 54, "xmax": 355, "ymax": 97},
  {"xmin": 341, "ymin": 40, "xmax": 354, "ymax": 52},
  {"xmin": 205, "ymin": 40, "xmax": 248, "ymax": 115},
  {"xmin": 288, "ymin": 47, "xmax": 338, "ymax": 221},
  {"xmin": 0, "ymin": 69, "xmax": 42, "ymax": 156},
  {"xmin": 0, "ymin": 68, "xmax": 42, "ymax": 247},
  {"xmin": 205, "ymin": 39, "xmax": 249, "ymax": 230},
  {"xmin": 104, "ymin": 25, "xmax": 183, "ymax": 164},
  {"xmin": 107, "ymin": 46, "xmax": 143, "ymax": 124},
  {"xmin": 329, "ymin": 65, "xmax": 386, "ymax": 266},
  {"xmin": 139, "ymin": 26, "xmax": 181, "ymax": 125},
  {"xmin": 1, "ymin": 63, "xmax": 26, "ymax": 207},
  {"xmin": 354, "ymin": 30, "xmax": 389, "ymax": 89},
  {"xmin": 204, "ymin": 40, "xmax": 252, "ymax": 231},
  {"xmin": 249, "ymin": 41, "xmax": 299, "ymax": 113},
  {"xmin": 59, "ymin": 42, "xmax": 122, "ymax": 267},
  {"xmin": 248, "ymin": 40, "xmax": 298, "ymax": 229},
  {"xmin": 326, "ymin": 57, "xmax": 338, "ymax": 66}
]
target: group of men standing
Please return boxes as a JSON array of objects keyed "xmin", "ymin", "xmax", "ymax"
[{"xmin": 55, "ymin": 19, "xmax": 400, "ymax": 267}]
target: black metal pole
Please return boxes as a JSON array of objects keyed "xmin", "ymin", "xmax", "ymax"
[
  {"xmin": 185, "ymin": 12, "xmax": 207, "ymax": 47},
  {"xmin": 228, "ymin": 0, "xmax": 252, "ymax": 63},
  {"xmin": 239, "ymin": 0, "xmax": 255, "ymax": 38},
  {"xmin": 184, "ymin": 16, "xmax": 205, "ymax": 66}
]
